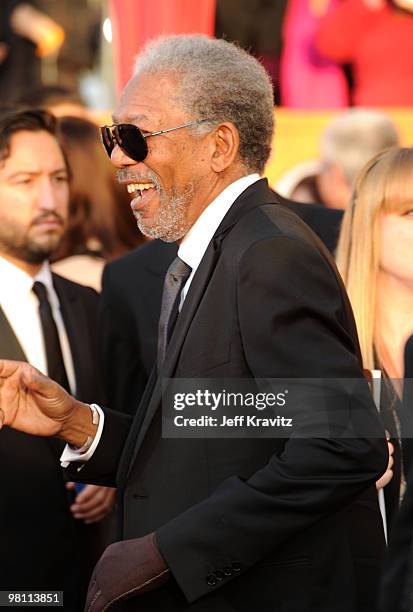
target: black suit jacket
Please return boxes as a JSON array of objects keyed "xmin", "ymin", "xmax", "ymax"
[
  {"xmin": 99, "ymin": 191, "xmax": 343, "ymax": 418},
  {"xmin": 79, "ymin": 180, "xmax": 386, "ymax": 611},
  {"xmin": 0, "ymin": 273, "xmax": 104, "ymax": 611}
]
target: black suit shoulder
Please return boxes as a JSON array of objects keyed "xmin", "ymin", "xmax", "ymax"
[
  {"xmin": 222, "ymin": 199, "xmax": 343, "ymax": 284},
  {"xmin": 237, "ymin": 197, "xmax": 330, "ymax": 241},
  {"xmin": 52, "ymin": 271, "xmax": 100, "ymax": 328},
  {"xmin": 52, "ymin": 272, "xmax": 99, "ymax": 301},
  {"xmin": 52, "ymin": 272, "xmax": 105, "ymax": 404},
  {"xmin": 206, "ymin": 201, "xmax": 362, "ymax": 380},
  {"xmin": 273, "ymin": 191, "xmax": 343, "ymax": 253}
]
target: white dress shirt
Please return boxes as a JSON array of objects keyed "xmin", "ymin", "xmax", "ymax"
[
  {"xmin": 178, "ymin": 173, "xmax": 260, "ymax": 303},
  {"xmin": 61, "ymin": 173, "xmax": 260, "ymax": 466},
  {"xmin": 0, "ymin": 256, "xmax": 76, "ymax": 393}
]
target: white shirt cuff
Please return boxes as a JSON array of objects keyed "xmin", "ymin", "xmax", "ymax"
[{"xmin": 60, "ymin": 404, "xmax": 105, "ymax": 470}]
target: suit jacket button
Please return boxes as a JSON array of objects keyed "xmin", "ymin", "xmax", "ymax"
[
  {"xmin": 223, "ymin": 566, "xmax": 233, "ymax": 576},
  {"xmin": 206, "ymin": 574, "xmax": 218, "ymax": 586},
  {"xmin": 214, "ymin": 570, "xmax": 225, "ymax": 581},
  {"xmin": 231, "ymin": 562, "xmax": 242, "ymax": 572}
]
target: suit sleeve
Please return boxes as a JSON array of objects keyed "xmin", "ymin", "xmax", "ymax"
[
  {"xmin": 64, "ymin": 407, "xmax": 132, "ymax": 487},
  {"xmin": 156, "ymin": 235, "xmax": 388, "ymax": 603}
]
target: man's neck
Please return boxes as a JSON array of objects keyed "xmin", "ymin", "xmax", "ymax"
[
  {"xmin": 0, "ymin": 253, "xmax": 43, "ymax": 278},
  {"xmin": 177, "ymin": 167, "xmax": 253, "ymax": 245}
]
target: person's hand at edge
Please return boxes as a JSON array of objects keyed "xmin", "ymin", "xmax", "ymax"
[
  {"xmin": 0, "ymin": 359, "xmax": 96, "ymax": 447},
  {"xmin": 67, "ymin": 484, "xmax": 116, "ymax": 523},
  {"xmin": 376, "ymin": 439, "xmax": 394, "ymax": 490}
]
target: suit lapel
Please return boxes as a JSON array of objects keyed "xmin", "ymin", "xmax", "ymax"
[
  {"xmin": 163, "ymin": 178, "xmax": 276, "ymax": 381},
  {"xmin": 125, "ymin": 241, "xmax": 220, "ymax": 478},
  {"xmin": 125, "ymin": 178, "xmax": 279, "ymax": 477},
  {"xmin": 163, "ymin": 240, "xmax": 220, "ymax": 378},
  {"xmin": 0, "ymin": 307, "xmax": 27, "ymax": 360},
  {"xmin": 51, "ymin": 276, "xmax": 93, "ymax": 460},
  {"xmin": 53, "ymin": 274, "xmax": 92, "ymax": 399}
]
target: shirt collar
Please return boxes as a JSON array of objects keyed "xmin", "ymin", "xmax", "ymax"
[
  {"xmin": 34, "ymin": 261, "xmax": 60, "ymax": 310},
  {"xmin": 0, "ymin": 256, "xmax": 54, "ymax": 300},
  {"xmin": 178, "ymin": 174, "xmax": 260, "ymax": 271},
  {"xmin": 35, "ymin": 260, "xmax": 54, "ymax": 292}
]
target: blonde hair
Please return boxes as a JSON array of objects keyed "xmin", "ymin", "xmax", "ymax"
[{"xmin": 336, "ymin": 147, "xmax": 413, "ymax": 371}]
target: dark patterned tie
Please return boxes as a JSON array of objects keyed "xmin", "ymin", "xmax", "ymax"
[
  {"xmin": 32, "ymin": 281, "xmax": 70, "ymax": 392},
  {"xmin": 157, "ymin": 256, "xmax": 192, "ymax": 370}
]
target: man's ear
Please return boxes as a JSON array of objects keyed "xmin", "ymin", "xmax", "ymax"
[{"xmin": 210, "ymin": 123, "xmax": 240, "ymax": 173}]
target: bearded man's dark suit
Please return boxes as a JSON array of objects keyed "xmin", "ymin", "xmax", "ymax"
[
  {"xmin": 0, "ymin": 274, "xmax": 105, "ymax": 611},
  {"xmin": 79, "ymin": 179, "xmax": 385, "ymax": 611}
]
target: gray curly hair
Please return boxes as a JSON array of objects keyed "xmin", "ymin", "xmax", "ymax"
[{"xmin": 133, "ymin": 35, "xmax": 274, "ymax": 174}]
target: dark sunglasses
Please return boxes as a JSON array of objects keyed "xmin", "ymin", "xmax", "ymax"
[{"xmin": 100, "ymin": 119, "xmax": 208, "ymax": 162}]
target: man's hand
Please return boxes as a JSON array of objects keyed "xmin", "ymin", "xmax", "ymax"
[
  {"xmin": 0, "ymin": 360, "xmax": 96, "ymax": 446},
  {"xmin": 85, "ymin": 534, "xmax": 169, "ymax": 611},
  {"xmin": 0, "ymin": 360, "xmax": 76, "ymax": 436},
  {"xmin": 66, "ymin": 484, "xmax": 116, "ymax": 524}
]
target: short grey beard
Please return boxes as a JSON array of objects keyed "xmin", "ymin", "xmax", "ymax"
[{"xmin": 133, "ymin": 184, "xmax": 194, "ymax": 243}]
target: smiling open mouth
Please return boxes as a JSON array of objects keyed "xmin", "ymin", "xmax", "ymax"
[{"xmin": 126, "ymin": 182, "xmax": 156, "ymax": 198}]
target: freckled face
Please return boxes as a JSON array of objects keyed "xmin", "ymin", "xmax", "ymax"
[
  {"xmin": 379, "ymin": 210, "xmax": 413, "ymax": 287},
  {"xmin": 111, "ymin": 72, "xmax": 212, "ymax": 242}
]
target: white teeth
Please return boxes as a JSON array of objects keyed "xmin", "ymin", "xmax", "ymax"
[{"xmin": 126, "ymin": 182, "xmax": 155, "ymax": 194}]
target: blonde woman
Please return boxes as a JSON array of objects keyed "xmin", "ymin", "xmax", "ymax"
[{"xmin": 336, "ymin": 146, "xmax": 413, "ymax": 527}]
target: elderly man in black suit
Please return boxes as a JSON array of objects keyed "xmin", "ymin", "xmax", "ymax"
[
  {"xmin": 0, "ymin": 36, "xmax": 387, "ymax": 612},
  {"xmin": 100, "ymin": 198, "xmax": 342, "ymax": 418},
  {"xmin": 0, "ymin": 108, "xmax": 114, "ymax": 610}
]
